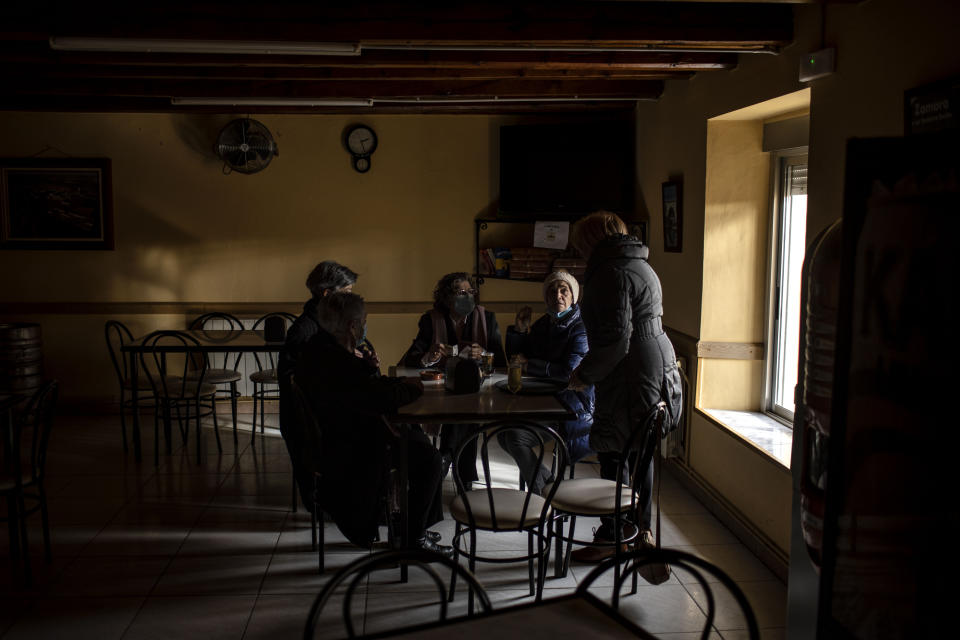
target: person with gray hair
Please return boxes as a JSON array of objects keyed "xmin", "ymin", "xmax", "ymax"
[
  {"xmin": 279, "ymin": 260, "xmax": 377, "ymax": 515},
  {"xmin": 294, "ymin": 292, "xmax": 451, "ymax": 555}
]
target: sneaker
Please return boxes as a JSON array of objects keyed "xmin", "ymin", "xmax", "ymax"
[
  {"xmin": 570, "ymin": 527, "xmax": 628, "ymax": 564},
  {"xmin": 636, "ymin": 529, "xmax": 655, "ymax": 549}
]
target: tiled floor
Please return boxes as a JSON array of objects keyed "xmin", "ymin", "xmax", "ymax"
[{"xmin": 0, "ymin": 413, "xmax": 787, "ymax": 639}]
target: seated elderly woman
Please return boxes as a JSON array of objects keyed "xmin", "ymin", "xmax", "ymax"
[
  {"xmin": 401, "ymin": 272, "xmax": 507, "ymax": 486},
  {"xmin": 501, "ymin": 270, "xmax": 595, "ymax": 494},
  {"xmin": 295, "ymin": 291, "xmax": 451, "ymax": 555}
]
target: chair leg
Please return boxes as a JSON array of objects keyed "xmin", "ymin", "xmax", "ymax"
[
  {"xmin": 195, "ymin": 400, "xmax": 203, "ymax": 465},
  {"xmin": 527, "ymin": 531, "xmax": 535, "ymax": 597},
  {"xmin": 16, "ymin": 492, "xmax": 32, "ymax": 586},
  {"xmin": 553, "ymin": 516, "xmax": 564, "ymax": 578},
  {"xmin": 448, "ymin": 522, "xmax": 461, "ymax": 603},
  {"xmin": 562, "ymin": 515, "xmax": 577, "ymax": 577},
  {"xmin": 6, "ymin": 496, "xmax": 21, "ymax": 583},
  {"xmin": 230, "ymin": 382, "xmax": 238, "ymax": 443},
  {"xmin": 119, "ymin": 388, "xmax": 128, "ymax": 453},
  {"xmin": 468, "ymin": 531, "xmax": 478, "ymax": 616},
  {"xmin": 39, "ymin": 485, "xmax": 52, "ymax": 562},
  {"xmin": 260, "ymin": 388, "xmax": 267, "ymax": 435},
  {"xmin": 250, "ymin": 385, "xmax": 258, "ymax": 447},
  {"xmin": 211, "ymin": 398, "xmax": 222, "ymax": 454}
]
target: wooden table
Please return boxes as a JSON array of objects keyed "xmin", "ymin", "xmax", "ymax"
[
  {"xmin": 362, "ymin": 592, "xmax": 655, "ymax": 639},
  {"xmin": 122, "ymin": 329, "xmax": 283, "ymax": 462},
  {"xmin": 386, "ymin": 368, "xmax": 575, "ymax": 580}
]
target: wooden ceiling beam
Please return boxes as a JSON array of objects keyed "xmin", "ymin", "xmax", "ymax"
[
  {"xmin": 1, "ymin": 77, "xmax": 665, "ymax": 100},
  {"xmin": 19, "ymin": 2, "xmax": 792, "ymax": 50},
  {"xmin": 7, "ymin": 63, "xmax": 690, "ymax": 82}
]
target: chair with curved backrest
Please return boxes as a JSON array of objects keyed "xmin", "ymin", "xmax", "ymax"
[
  {"xmin": 577, "ymin": 547, "xmax": 760, "ymax": 640},
  {"xmin": 189, "ymin": 312, "xmax": 244, "ymax": 443},
  {"xmin": 0, "ymin": 379, "xmax": 58, "ymax": 586},
  {"xmin": 547, "ymin": 401, "xmax": 667, "ymax": 592},
  {"xmin": 249, "ymin": 311, "xmax": 297, "ymax": 447},
  {"xmin": 447, "ymin": 421, "xmax": 569, "ymax": 612},
  {"xmin": 303, "ymin": 548, "xmax": 492, "ymax": 640},
  {"xmin": 139, "ymin": 330, "xmax": 220, "ymax": 465},
  {"xmin": 104, "ymin": 320, "xmax": 156, "ymax": 453}
]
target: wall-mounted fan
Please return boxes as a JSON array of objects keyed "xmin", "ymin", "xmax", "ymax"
[{"xmin": 215, "ymin": 118, "xmax": 278, "ymax": 174}]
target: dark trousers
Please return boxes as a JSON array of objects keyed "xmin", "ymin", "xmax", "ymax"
[
  {"xmin": 440, "ymin": 425, "xmax": 480, "ymax": 487},
  {"xmin": 402, "ymin": 430, "xmax": 445, "ymax": 542},
  {"xmin": 598, "ymin": 451, "xmax": 653, "ymax": 533},
  {"xmin": 497, "ymin": 429, "xmax": 555, "ymax": 495}
]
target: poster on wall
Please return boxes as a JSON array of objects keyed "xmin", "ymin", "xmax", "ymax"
[
  {"xmin": 662, "ymin": 181, "xmax": 682, "ymax": 252},
  {"xmin": 0, "ymin": 158, "xmax": 114, "ymax": 250}
]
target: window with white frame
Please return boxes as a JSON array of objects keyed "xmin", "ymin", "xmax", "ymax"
[{"xmin": 766, "ymin": 151, "xmax": 807, "ymax": 422}]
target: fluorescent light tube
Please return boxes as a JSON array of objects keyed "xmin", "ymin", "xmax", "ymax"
[
  {"xmin": 50, "ymin": 37, "xmax": 360, "ymax": 56},
  {"xmin": 171, "ymin": 97, "xmax": 373, "ymax": 107}
]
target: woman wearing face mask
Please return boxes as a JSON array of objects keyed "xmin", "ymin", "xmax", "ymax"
[
  {"xmin": 500, "ymin": 271, "xmax": 595, "ymax": 494},
  {"xmin": 401, "ymin": 272, "xmax": 507, "ymax": 486}
]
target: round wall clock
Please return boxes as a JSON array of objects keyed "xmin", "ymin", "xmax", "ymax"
[{"xmin": 344, "ymin": 124, "xmax": 378, "ymax": 166}]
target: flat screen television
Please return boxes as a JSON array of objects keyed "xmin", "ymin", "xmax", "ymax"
[{"xmin": 498, "ymin": 122, "xmax": 633, "ymax": 218}]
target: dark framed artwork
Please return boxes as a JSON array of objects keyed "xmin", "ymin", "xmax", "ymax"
[
  {"xmin": 0, "ymin": 158, "xmax": 114, "ymax": 250},
  {"xmin": 662, "ymin": 180, "xmax": 682, "ymax": 253}
]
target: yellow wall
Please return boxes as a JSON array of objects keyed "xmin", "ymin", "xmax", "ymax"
[
  {"xmin": 0, "ymin": 113, "xmax": 546, "ymax": 402},
  {"xmin": 636, "ymin": 0, "xmax": 960, "ymax": 554}
]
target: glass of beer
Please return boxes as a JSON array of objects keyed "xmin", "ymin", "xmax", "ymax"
[
  {"xmin": 481, "ymin": 350, "xmax": 494, "ymax": 375},
  {"xmin": 507, "ymin": 357, "xmax": 523, "ymax": 394}
]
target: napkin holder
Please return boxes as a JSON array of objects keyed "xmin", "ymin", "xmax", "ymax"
[{"xmin": 445, "ymin": 356, "xmax": 482, "ymax": 394}]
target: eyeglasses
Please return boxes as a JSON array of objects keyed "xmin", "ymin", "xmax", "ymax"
[{"xmin": 453, "ymin": 288, "xmax": 478, "ymax": 296}]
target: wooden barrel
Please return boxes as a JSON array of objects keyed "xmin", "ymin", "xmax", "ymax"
[{"xmin": 0, "ymin": 322, "xmax": 44, "ymax": 397}]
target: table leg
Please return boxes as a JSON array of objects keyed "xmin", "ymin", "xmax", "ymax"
[
  {"xmin": 397, "ymin": 425, "xmax": 409, "ymax": 583},
  {"xmin": 129, "ymin": 350, "xmax": 142, "ymax": 462}
]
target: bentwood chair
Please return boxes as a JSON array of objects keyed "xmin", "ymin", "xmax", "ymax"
[
  {"xmin": 249, "ymin": 311, "xmax": 297, "ymax": 446},
  {"xmin": 104, "ymin": 320, "xmax": 156, "ymax": 453},
  {"xmin": 547, "ymin": 402, "xmax": 667, "ymax": 593},
  {"xmin": 0, "ymin": 379, "xmax": 58, "ymax": 586},
  {"xmin": 577, "ymin": 548, "xmax": 760, "ymax": 639},
  {"xmin": 139, "ymin": 331, "xmax": 220, "ymax": 465},
  {"xmin": 303, "ymin": 549, "xmax": 491, "ymax": 640},
  {"xmin": 189, "ymin": 312, "xmax": 244, "ymax": 443},
  {"xmin": 448, "ymin": 421, "xmax": 568, "ymax": 613}
]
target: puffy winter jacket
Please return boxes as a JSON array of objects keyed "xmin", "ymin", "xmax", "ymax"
[
  {"xmin": 576, "ymin": 235, "xmax": 683, "ymax": 453},
  {"xmin": 505, "ymin": 304, "xmax": 595, "ymax": 463}
]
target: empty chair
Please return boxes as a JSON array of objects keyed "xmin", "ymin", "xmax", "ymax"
[
  {"xmin": 104, "ymin": 320, "xmax": 155, "ymax": 453},
  {"xmin": 303, "ymin": 548, "xmax": 491, "ymax": 639},
  {"xmin": 249, "ymin": 311, "xmax": 297, "ymax": 446},
  {"xmin": 548, "ymin": 402, "xmax": 667, "ymax": 591},
  {"xmin": 139, "ymin": 330, "xmax": 220, "ymax": 465},
  {"xmin": 0, "ymin": 379, "xmax": 58, "ymax": 586},
  {"xmin": 577, "ymin": 547, "xmax": 760, "ymax": 639},
  {"xmin": 189, "ymin": 312, "xmax": 244, "ymax": 442},
  {"xmin": 448, "ymin": 421, "xmax": 568, "ymax": 612}
]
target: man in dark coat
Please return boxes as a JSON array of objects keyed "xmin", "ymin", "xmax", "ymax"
[
  {"xmin": 503, "ymin": 270, "xmax": 595, "ymax": 493},
  {"xmin": 294, "ymin": 292, "xmax": 449, "ymax": 553},
  {"xmin": 568, "ymin": 212, "xmax": 683, "ymax": 562}
]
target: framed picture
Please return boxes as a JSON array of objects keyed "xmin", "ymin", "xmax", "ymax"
[
  {"xmin": 662, "ymin": 180, "xmax": 682, "ymax": 253},
  {"xmin": 0, "ymin": 158, "xmax": 114, "ymax": 250}
]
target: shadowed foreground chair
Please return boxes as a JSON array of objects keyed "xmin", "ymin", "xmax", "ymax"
[
  {"xmin": 0, "ymin": 379, "xmax": 58, "ymax": 586},
  {"xmin": 139, "ymin": 330, "xmax": 219, "ymax": 465},
  {"xmin": 303, "ymin": 548, "xmax": 491, "ymax": 639},
  {"xmin": 104, "ymin": 320, "xmax": 156, "ymax": 454},
  {"xmin": 448, "ymin": 421, "xmax": 568, "ymax": 612},
  {"xmin": 577, "ymin": 547, "xmax": 760, "ymax": 640},
  {"xmin": 249, "ymin": 311, "xmax": 297, "ymax": 447}
]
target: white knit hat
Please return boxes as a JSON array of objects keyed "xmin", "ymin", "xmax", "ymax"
[{"xmin": 543, "ymin": 270, "xmax": 580, "ymax": 304}]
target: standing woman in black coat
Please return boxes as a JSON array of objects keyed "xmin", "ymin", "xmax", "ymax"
[{"xmin": 568, "ymin": 211, "xmax": 683, "ymax": 562}]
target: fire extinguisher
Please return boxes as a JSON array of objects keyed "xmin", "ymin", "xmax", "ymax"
[{"xmin": 795, "ymin": 219, "xmax": 841, "ymax": 571}]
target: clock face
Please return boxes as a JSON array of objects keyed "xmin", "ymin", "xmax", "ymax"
[{"xmin": 346, "ymin": 126, "xmax": 377, "ymax": 156}]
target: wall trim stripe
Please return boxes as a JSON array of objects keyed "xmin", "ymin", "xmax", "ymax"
[
  {"xmin": 696, "ymin": 340, "xmax": 764, "ymax": 360},
  {"xmin": 0, "ymin": 300, "xmax": 543, "ymax": 316}
]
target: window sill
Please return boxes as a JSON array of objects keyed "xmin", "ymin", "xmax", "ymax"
[{"xmin": 699, "ymin": 408, "xmax": 793, "ymax": 469}]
